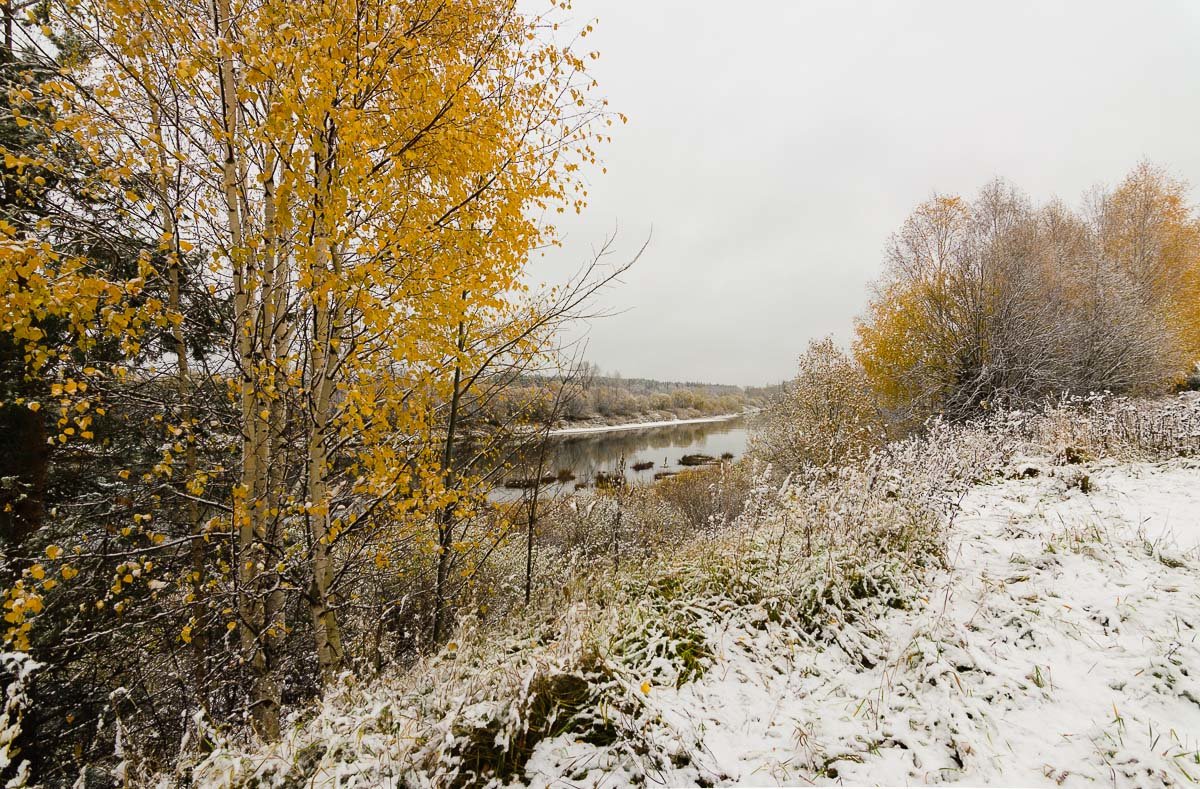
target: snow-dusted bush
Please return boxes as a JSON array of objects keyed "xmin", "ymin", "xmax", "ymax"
[
  {"xmin": 1184, "ymin": 362, "xmax": 1200, "ymax": 391},
  {"xmin": 652, "ymin": 460, "xmax": 754, "ymax": 532},
  {"xmin": 0, "ymin": 654, "xmax": 37, "ymax": 788},
  {"xmin": 749, "ymin": 338, "xmax": 884, "ymax": 475},
  {"xmin": 1010, "ymin": 393, "xmax": 1200, "ymax": 461},
  {"xmin": 462, "ymin": 462, "xmax": 758, "ymax": 631}
]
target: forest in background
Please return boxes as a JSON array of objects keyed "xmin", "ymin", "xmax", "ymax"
[{"xmin": 486, "ymin": 367, "xmax": 774, "ymax": 427}]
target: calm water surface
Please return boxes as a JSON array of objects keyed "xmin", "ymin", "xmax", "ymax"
[{"xmin": 489, "ymin": 415, "xmax": 749, "ymax": 501}]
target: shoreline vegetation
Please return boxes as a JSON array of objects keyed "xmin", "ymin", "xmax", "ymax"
[
  {"xmin": 496, "ymin": 414, "xmax": 748, "ymax": 494},
  {"xmin": 486, "ymin": 370, "xmax": 776, "ymax": 434}
]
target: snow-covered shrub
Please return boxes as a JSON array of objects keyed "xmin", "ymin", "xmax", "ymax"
[
  {"xmin": 464, "ymin": 484, "xmax": 704, "ymax": 626},
  {"xmin": 652, "ymin": 460, "xmax": 754, "ymax": 532},
  {"xmin": 466, "ymin": 461, "xmax": 759, "ymax": 632},
  {"xmin": 1182, "ymin": 362, "xmax": 1200, "ymax": 391},
  {"xmin": 750, "ymin": 338, "xmax": 884, "ymax": 475},
  {"xmin": 1012, "ymin": 393, "xmax": 1200, "ymax": 461},
  {"xmin": 0, "ymin": 653, "xmax": 37, "ymax": 788}
]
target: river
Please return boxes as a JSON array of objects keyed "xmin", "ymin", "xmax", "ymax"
[{"xmin": 488, "ymin": 414, "xmax": 750, "ymax": 501}]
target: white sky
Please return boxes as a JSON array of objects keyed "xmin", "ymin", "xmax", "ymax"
[{"xmin": 531, "ymin": 0, "xmax": 1200, "ymax": 386}]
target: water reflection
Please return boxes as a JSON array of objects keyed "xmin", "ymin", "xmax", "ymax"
[{"xmin": 489, "ymin": 416, "xmax": 748, "ymax": 501}]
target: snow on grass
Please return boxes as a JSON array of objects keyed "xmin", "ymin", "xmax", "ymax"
[
  {"xmin": 1035, "ymin": 459, "xmax": 1200, "ymax": 552},
  {"xmin": 187, "ymin": 398, "xmax": 1200, "ymax": 788},
  {"xmin": 525, "ymin": 458, "xmax": 1200, "ymax": 787}
]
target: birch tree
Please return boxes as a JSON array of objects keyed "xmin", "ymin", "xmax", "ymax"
[{"xmin": 3, "ymin": 0, "xmax": 619, "ymax": 762}]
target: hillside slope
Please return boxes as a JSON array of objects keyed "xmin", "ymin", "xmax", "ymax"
[
  {"xmin": 190, "ymin": 400, "xmax": 1200, "ymax": 788},
  {"xmin": 525, "ymin": 459, "xmax": 1200, "ymax": 786}
]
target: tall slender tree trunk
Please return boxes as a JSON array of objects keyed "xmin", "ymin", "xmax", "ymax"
[
  {"xmin": 259, "ymin": 144, "xmax": 291, "ymax": 699},
  {"xmin": 148, "ymin": 101, "xmax": 208, "ymax": 705},
  {"xmin": 0, "ymin": 0, "xmax": 47, "ymax": 557},
  {"xmin": 524, "ymin": 372, "xmax": 571, "ymax": 605},
  {"xmin": 433, "ymin": 317, "xmax": 466, "ymax": 644},
  {"xmin": 305, "ymin": 122, "xmax": 345, "ymax": 683},
  {"xmin": 305, "ymin": 291, "xmax": 345, "ymax": 682},
  {"xmin": 213, "ymin": 0, "xmax": 279, "ymax": 740},
  {"xmin": 523, "ymin": 445, "xmax": 546, "ymax": 606}
]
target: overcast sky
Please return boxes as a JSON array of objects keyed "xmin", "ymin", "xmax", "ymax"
[{"xmin": 531, "ymin": 1, "xmax": 1200, "ymax": 386}]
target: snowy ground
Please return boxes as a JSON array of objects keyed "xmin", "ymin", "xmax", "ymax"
[{"xmin": 525, "ymin": 458, "xmax": 1200, "ymax": 787}]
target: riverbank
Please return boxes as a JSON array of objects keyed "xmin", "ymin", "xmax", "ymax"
[
  {"xmin": 548, "ymin": 411, "xmax": 747, "ymax": 436},
  {"xmin": 190, "ymin": 398, "xmax": 1200, "ymax": 787},
  {"xmin": 489, "ymin": 413, "xmax": 750, "ymax": 501}
]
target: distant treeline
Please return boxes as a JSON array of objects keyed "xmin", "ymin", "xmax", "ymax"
[{"xmin": 487, "ymin": 368, "xmax": 776, "ymax": 425}]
